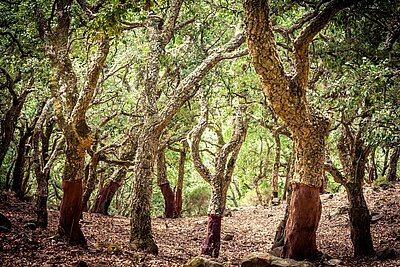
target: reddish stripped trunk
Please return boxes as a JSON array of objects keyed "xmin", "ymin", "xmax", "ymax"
[
  {"xmin": 59, "ymin": 180, "xmax": 86, "ymax": 245},
  {"xmin": 201, "ymin": 215, "xmax": 222, "ymax": 257},
  {"xmin": 283, "ymin": 183, "xmax": 321, "ymax": 260},
  {"xmin": 91, "ymin": 181, "xmax": 120, "ymax": 215},
  {"xmin": 159, "ymin": 183, "xmax": 176, "ymax": 218}
]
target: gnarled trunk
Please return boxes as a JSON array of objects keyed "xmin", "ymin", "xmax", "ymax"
[
  {"xmin": 325, "ymin": 124, "xmax": 375, "ymax": 257},
  {"xmin": 188, "ymin": 97, "xmax": 247, "ymax": 258},
  {"xmin": 243, "ymin": 0, "xmax": 355, "ymax": 260}
]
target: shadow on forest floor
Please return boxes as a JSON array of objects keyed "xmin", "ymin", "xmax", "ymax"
[{"xmin": 1, "ymin": 183, "xmax": 399, "ymax": 266}]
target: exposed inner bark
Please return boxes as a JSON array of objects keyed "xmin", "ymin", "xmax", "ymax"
[
  {"xmin": 282, "ymin": 183, "xmax": 321, "ymax": 260},
  {"xmin": 201, "ymin": 215, "xmax": 222, "ymax": 258},
  {"xmin": 157, "ymin": 147, "xmax": 177, "ymax": 218},
  {"xmin": 159, "ymin": 182, "xmax": 176, "ymax": 218},
  {"xmin": 91, "ymin": 181, "xmax": 120, "ymax": 215},
  {"xmin": 58, "ymin": 179, "xmax": 86, "ymax": 246}
]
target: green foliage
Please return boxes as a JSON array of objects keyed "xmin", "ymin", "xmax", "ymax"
[
  {"xmin": 239, "ymin": 187, "xmax": 268, "ymax": 207},
  {"xmin": 182, "ymin": 184, "xmax": 210, "ymax": 217}
]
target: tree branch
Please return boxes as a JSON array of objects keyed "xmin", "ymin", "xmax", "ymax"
[
  {"xmin": 187, "ymin": 95, "xmax": 212, "ymax": 183},
  {"xmin": 293, "ymin": 0, "xmax": 359, "ymax": 88}
]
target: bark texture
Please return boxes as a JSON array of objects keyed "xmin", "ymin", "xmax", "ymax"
[
  {"xmin": 244, "ymin": 0, "xmax": 357, "ymax": 259},
  {"xmin": 130, "ymin": 125, "xmax": 160, "ymax": 254},
  {"xmin": 32, "ymin": 99, "xmax": 60, "ymax": 228},
  {"xmin": 282, "ymin": 184, "xmax": 321, "ymax": 260}
]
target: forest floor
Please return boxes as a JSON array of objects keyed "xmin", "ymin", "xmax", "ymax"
[{"xmin": 1, "ymin": 183, "xmax": 400, "ymax": 267}]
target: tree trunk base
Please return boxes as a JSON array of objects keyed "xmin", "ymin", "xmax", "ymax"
[
  {"xmin": 175, "ymin": 188, "xmax": 182, "ymax": 217},
  {"xmin": 283, "ymin": 183, "xmax": 321, "ymax": 260},
  {"xmin": 130, "ymin": 237, "xmax": 159, "ymax": 255},
  {"xmin": 201, "ymin": 215, "xmax": 222, "ymax": 258},
  {"xmin": 59, "ymin": 180, "xmax": 86, "ymax": 246},
  {"xmin": 349, "ymin": 205, "xmax": 375, "ymax": 257}
]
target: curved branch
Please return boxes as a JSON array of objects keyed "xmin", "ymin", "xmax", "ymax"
[
  {"xmin": 162, "ymin": 0, "xmax": 184, "ymax": 46},
  {"xmin": 324, "ymin": 162, "xmax": 346, "ymax": 185},
  {"xmin": 71, "ymin": 34, "xmax": 110, "ymax": 124},
  {"xmin": 187, "ymin": 96, "xmax": 212, "ymax": 183}
]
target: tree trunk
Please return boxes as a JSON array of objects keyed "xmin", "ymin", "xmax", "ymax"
[
  {"xmin": 35, "ymin": 118, "xmax": 58, "ymax": 229},
  {"xmin": 283, "ymin": 150, "xmax": 294, "ymax": 201},
  {"xmin": 346, "ymin": 184, "xmax": 374, "ymax": 257},
  {"xmin": 157, "ymin": 147, "xmax": 176, "ymax": 218},
  {"xmin": 159, "ymin": 183, "xmax": 176, "ymax": 218},
  {"xmin": 91, "ymin": 128, "xmax": 138, "ymax": 215},
  {"xmin": 271, "ymin": 132, "xmax": 281, "ymax": 198},
  {"xmin": 283, "ymin": 183, "xmax": 321, "ymax": 260},
  {"xmin": 368, "ymin": 147, "xmax": 377, "ymax": 183},
  {"xmin": 201, "ymin": 214, "xmax": 222, "ymax": 258},
  {"xmin": 12, "ymin": 126, "xmax": 32, "ymax": 198},
  {"xmin": 381, "ymin": 147, "xmax": 390, "ymax": 177},
  {"xmin": 92, "ymin": 167, "xmax": 127, "ymax": 214},
  {"xmin": 0, "ymin": 69, "xmax": 32, "ymax": 168},
  {"xmin": 82, "ymin": 153, "xmax": 100, "ymax": 212},
  {"xmin": 129, "ymin": 126, "xmax": 159, "ymax": 254},
  {"xmin": 273, "ymin": 182, "xmax": 291, "ymax": 249},
  {"xmin": 243, "ymin": 0, "xmax": 354, "ymax": 260},
  {"xmin": 59, "ymin": 179, "xmax": 86, "ymax": 245},
  {"xmin": 175, "ymin": 143, "xmax": 186, "ymax": 217},
  {"xmin": 91, "ymin": 180, "xmax": 120, "ymax": 215},
  {"xmin": 387, "ymin": 147, "xmax": 399, "ymax": 182},
  {"xmin": 337, "ymin": 124, "xmax": 375, "ymax": 257}
]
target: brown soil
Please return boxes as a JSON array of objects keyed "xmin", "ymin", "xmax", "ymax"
[{"xmin": 0, "ymin": 183, "xmax": 399, "ymax": 266}]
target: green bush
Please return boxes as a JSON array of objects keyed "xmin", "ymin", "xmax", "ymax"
[
  {"xmin": 373, "ymin": 175, "xmax": 392, "ymax": 189},
  {"xmin": 239, "ymin": 187, "xmax": 271, "ymax": 207},
  {"xmin": 182, "ymin": 185, "xmax": 210, "ymax": 217}
]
